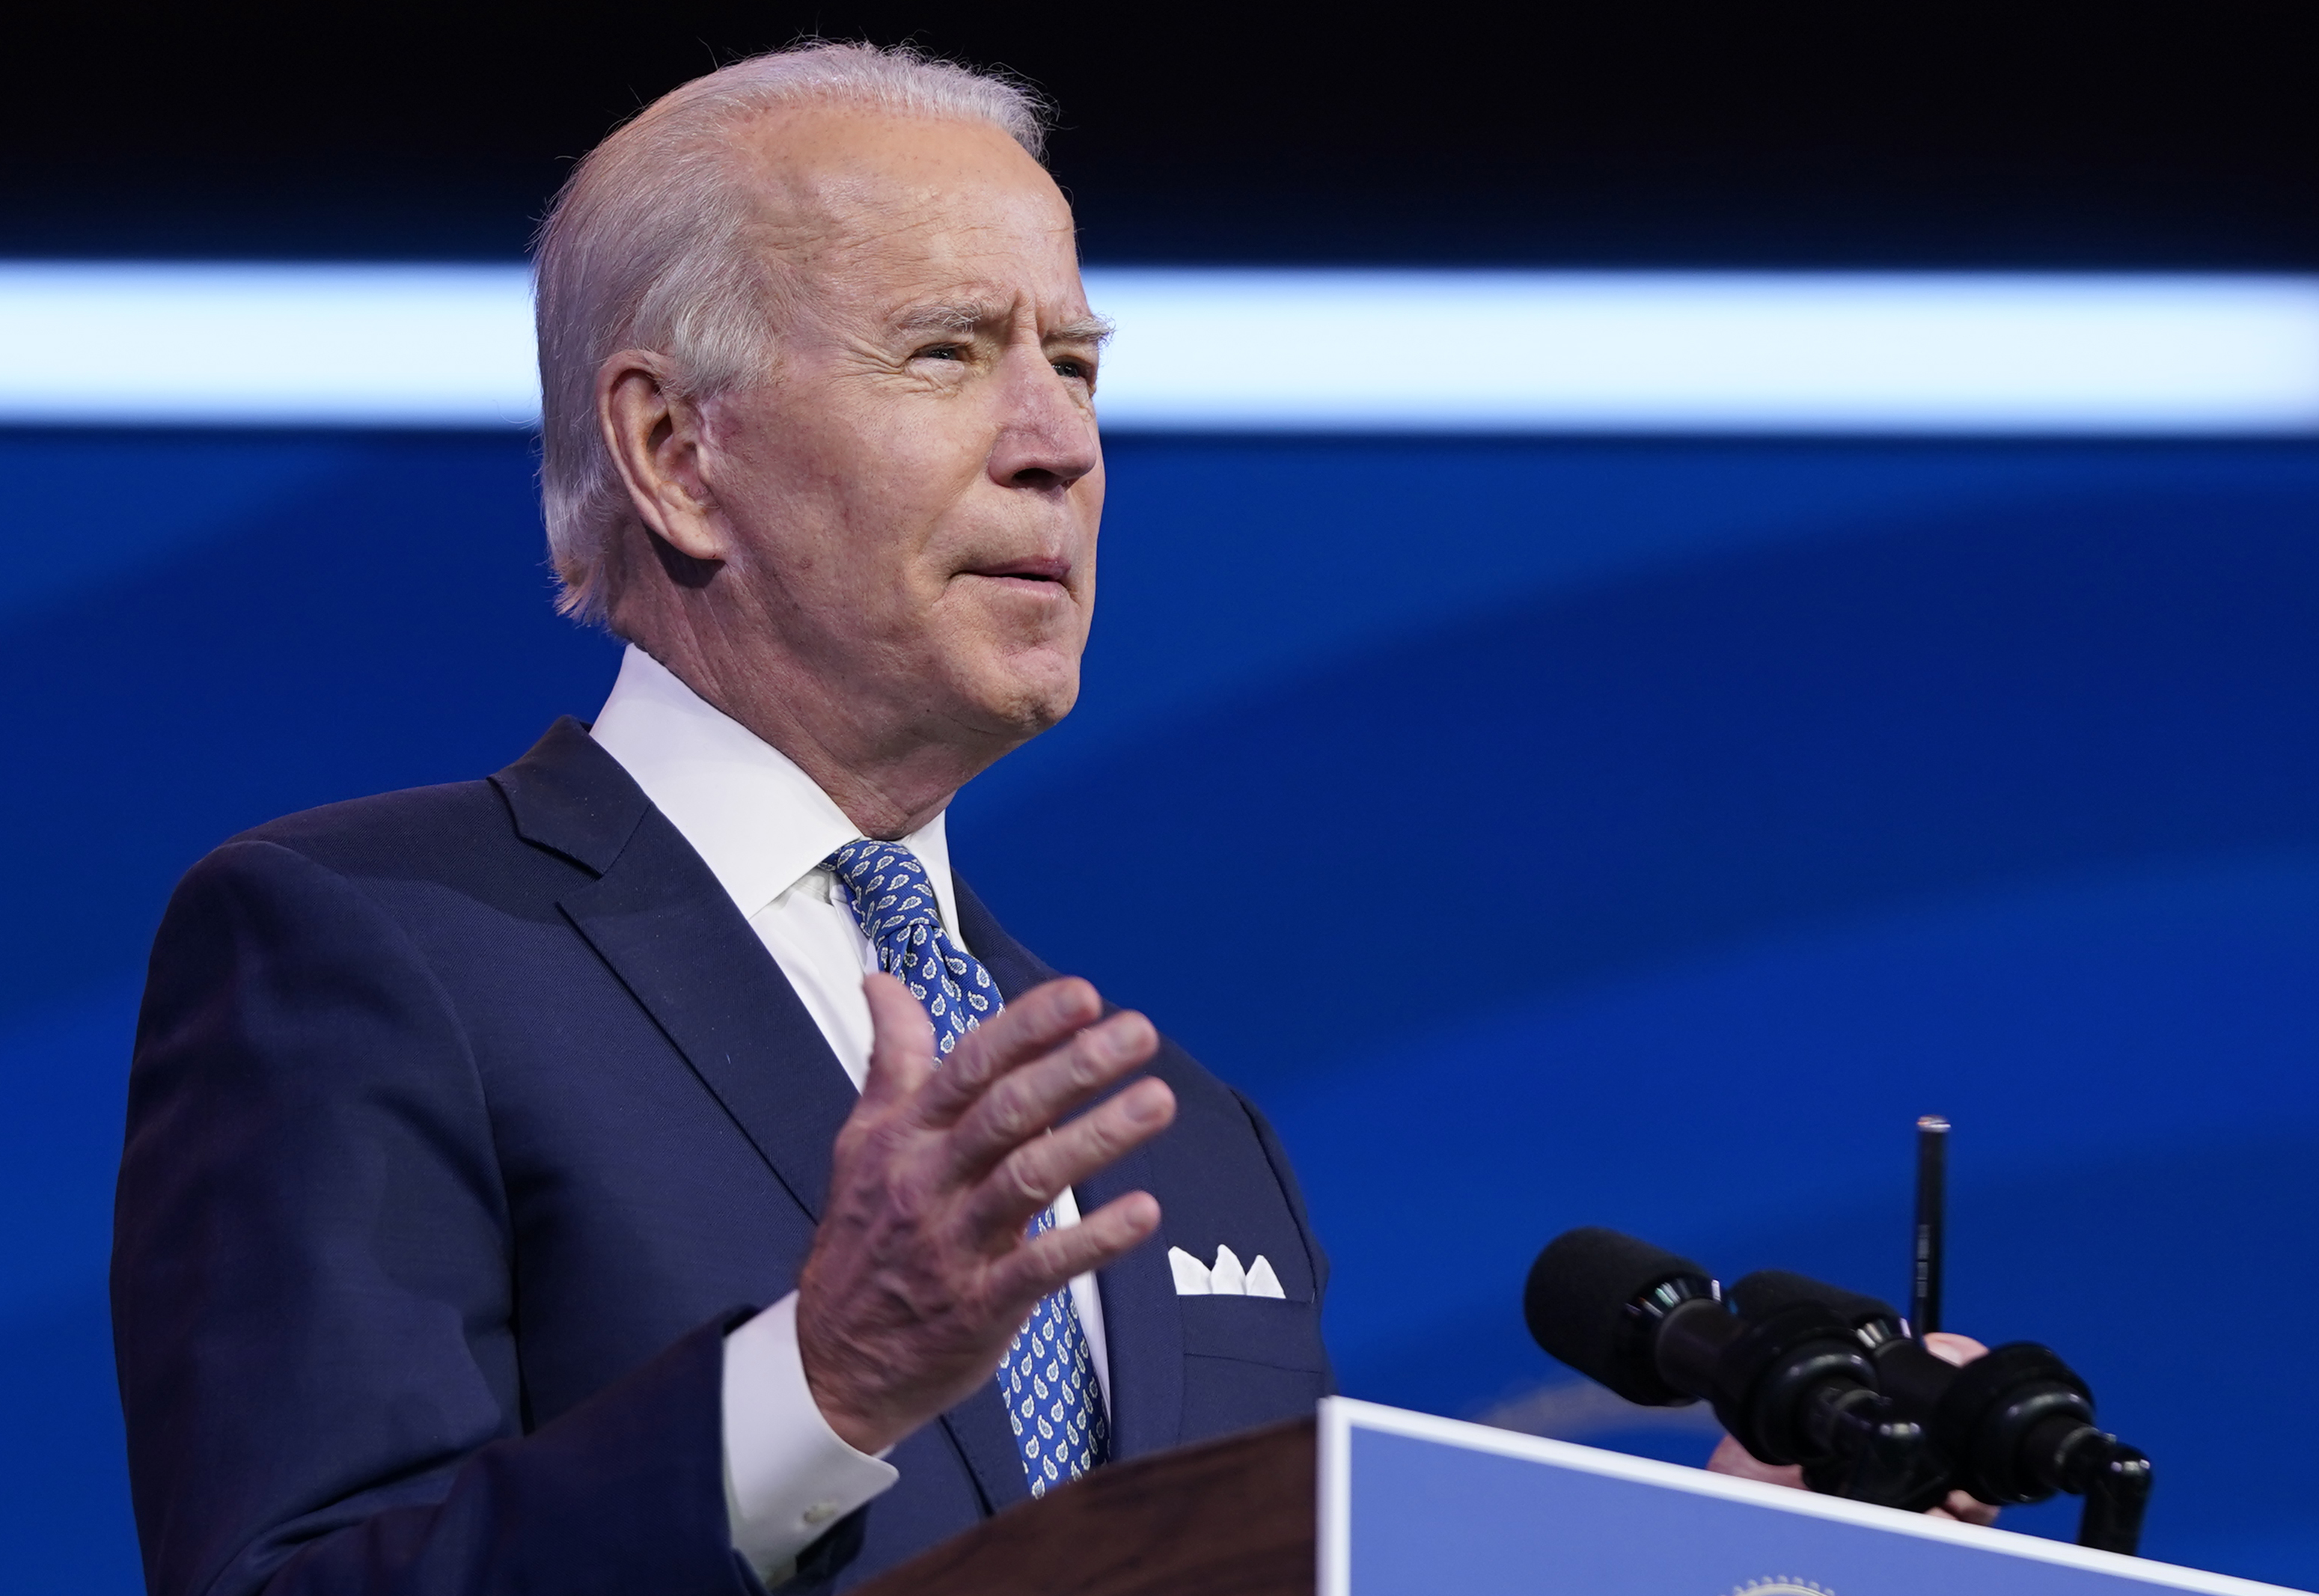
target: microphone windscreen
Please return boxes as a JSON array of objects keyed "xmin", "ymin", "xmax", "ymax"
[
  {"xmin": 1731, "ymin": 1269, "xmax": 1900, "ymax": 1331},
  {"xmin": 1524, "ymin": 1227, "xmax": 1712, "ymax": 1402}
]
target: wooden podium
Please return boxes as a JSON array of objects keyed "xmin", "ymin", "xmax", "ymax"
[
  {"xmin": 855, "ymin": 1418, "xmax": 1318, "ymax": 1596},
  {"xmin": 855, "ymin": 1398, "xmax": 2301, "ymax": 1596}
]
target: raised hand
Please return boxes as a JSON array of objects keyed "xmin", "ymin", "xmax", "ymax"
[{"xmin": 795, "ymin": 973, "xmax": 1176, "ymax": 1455}]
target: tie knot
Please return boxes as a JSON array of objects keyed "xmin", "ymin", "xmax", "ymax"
[
  {"xmin": 825, "ymin": 838, "xmax": 1001, "ymax": 1057},
  {"xmin": 825, "ymin": 839, "xmax": 938, "ymax": 942}
]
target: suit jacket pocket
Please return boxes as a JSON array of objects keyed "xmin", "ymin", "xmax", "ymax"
[
  {"xmin": 1176, "ymin": 1291, "xmax": 1328, "ymax": 1373},
  {"xmin": 1177, "ymin": 1295, "xmax": 1330, "ymax": 1444}
]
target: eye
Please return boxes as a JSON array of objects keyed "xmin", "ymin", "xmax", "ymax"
[
  {"xmin": 1052, "ymin": 356, "xmax": 1094, "ymax": 383},
  {"xmin": 914, "ymin": 342, "xmax": 967, "ymax": 363}
]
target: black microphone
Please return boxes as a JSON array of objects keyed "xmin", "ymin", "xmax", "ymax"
[
  {"xmin": 1524, "ymin": 1229, "xmax": 1949, "ymax": 1509},
  {"xmin": 1524, "ymin": 1226, "xmax": 1720, "ymax": 1406},
  {"xmin": 1732, "ymin": 1268, "xmax": 2152, "ymax": 1554}
]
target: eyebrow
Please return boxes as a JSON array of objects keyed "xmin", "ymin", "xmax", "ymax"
[
  {"xmin": 891, "ymin": 302, "xmax": 1116, "ymax": 345},
  {"xmin": 894, "ymin": 302, "xmax": 993, "ymax": 336}
]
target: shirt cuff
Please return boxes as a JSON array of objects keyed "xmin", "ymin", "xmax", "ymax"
[{"xmin": 722, "ymin": 1292, "xmax": 900, "ymax": 1583}]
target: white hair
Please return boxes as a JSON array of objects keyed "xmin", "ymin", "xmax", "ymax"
[{"xmin": 532, "ymin": 42, "xmax": 1051, "ymax": 623}]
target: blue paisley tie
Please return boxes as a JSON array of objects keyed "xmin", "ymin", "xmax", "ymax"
[{"xmin": 825, "ymin": 839, "xmax": 1110, "ymax": 1495}]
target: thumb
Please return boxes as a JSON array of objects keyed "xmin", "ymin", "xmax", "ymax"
[
  {"xmin": 1706, "ymin": 1431, "xmax": 1806, "ymax": 1489},
  {"xmin": 1923, "ymin": 1331, "xmax": 1990, "ymax": 1367},
  {"xmin": 859, "ymin": 972, "xmax": 934, "ymax": 1110}
]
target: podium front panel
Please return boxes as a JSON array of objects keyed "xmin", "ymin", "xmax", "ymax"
[{"xmin": 1321, "ymin": 1398, "xmax": 2304, "ymax": 1596}]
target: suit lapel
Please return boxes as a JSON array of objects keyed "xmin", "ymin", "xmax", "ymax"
[
  {"xmin": 495, "ymin": 735, "xmax": 1087, "ymax": 1511},
  {"xmin": 496, "ymin": 720, "xmax": 857, "ymax": 1223},
  {"xmin": 560, "ymin": 815, "xmax": 861, "ymax": 1223},
  {"xmin": 504, "ymin": 729, "xmax": 1030, "ymax": 1510},
  {"xmin": 1074, "ymin": 1138, "xmax": 1185, "ymax": 1461},
  {"xmin": 958, "ymin": 880, "xmax": 1187, "ymax": 1461}
]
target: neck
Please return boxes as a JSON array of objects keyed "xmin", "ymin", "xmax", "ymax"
[{"xmin": 627, "ymin": 626, "xmax": 1009, "ymax": 842}]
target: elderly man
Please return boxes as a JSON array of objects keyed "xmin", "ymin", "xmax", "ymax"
[
  {"xmin": 114, "ymin": 39, "xmax": 2002, "ymax": 1596},
  {"xmin": 113, "ymin": 43, "xmax": 1328, "ymax": 1596}
]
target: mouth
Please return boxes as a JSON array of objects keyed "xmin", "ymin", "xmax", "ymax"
[{"xmin": 963, "ymin": 555, "xmax": 1073, "ymax": 591}]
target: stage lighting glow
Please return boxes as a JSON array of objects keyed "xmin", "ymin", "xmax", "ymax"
[
  {"xmin": 1088, "ymin": 271, "xmax": 2319, "ymax": 434},
  {"xmin": 2, "ymin": 263, "xmax": 2317, "ymax": 432},
  {"xmin": 0, "ymin": 264, "xmax": 539, "ymax": 427}
]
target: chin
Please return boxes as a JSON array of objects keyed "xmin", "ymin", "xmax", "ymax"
[
  {"xmin": 1000, "ymin": 682, "xmax": 1080, "ymax": 737},
  {"xmin": 929, "ymin": 621, "xmax": 1088, "ymax": 742},
  {"xmin": 964, "ymin": 660, "xmax": 1081, "ymax": 739}
]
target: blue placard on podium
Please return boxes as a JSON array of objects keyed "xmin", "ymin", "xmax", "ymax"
[{"xmin": 1319, "ymin": 1398, "xmax": 2303, "ymax": 1596}]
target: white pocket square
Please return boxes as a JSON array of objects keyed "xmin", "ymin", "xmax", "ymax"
[{"xmin": 1167, "ymin": 1244, "xmax": 1286, "ymax": 1298}]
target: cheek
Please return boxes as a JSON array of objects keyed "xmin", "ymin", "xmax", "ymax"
[
  {"xmin": 839, "ymin": 437, "xmax": 990, "ymax": 581},
  {"xmin": 726, "ymin": 382, "xmax": 968, "ymax": 556},
  {"xmin": 862, "ymin": 388, "xmax": 991, "ymax": 485},
  {"xmin": 736, "ymin": 462, "xmax": 947, "ymax": 617}
]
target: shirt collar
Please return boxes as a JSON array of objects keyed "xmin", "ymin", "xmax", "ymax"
[{"xmin": 587, "ymin": 643, "xmax": 960, "ymax": 933}]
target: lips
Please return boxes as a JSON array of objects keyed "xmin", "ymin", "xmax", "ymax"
[{"xmin": 968, "ymin": 554, "xmax": 1072, "ymax": 583}]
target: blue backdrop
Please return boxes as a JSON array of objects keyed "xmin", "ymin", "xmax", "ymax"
[{"xmin": 5, "ymin": 429, "xmax": 2317, "ymax": 1589}]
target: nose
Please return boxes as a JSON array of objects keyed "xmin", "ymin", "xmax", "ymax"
[{"xmin": 987, "ymin": 342, "xmax": 1102, "ymax": 492}]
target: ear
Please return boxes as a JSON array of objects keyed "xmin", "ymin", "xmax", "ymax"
[{"xmin": 596, "ymin": 349, "xmax": 730, "ymax": 563}]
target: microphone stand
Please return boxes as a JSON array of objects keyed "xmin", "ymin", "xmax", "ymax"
[
  {"xmin": 1909, "ymin": 1115, "xmax": 2151, "ymax": 1556},
  {"xmin": 2071, "ymin": 1437, "xmax": 2154, "ymax": 1555},
  {"xmin": 1910, "ymin": 1115, "xmax": 1946, "ymax": 1339}
]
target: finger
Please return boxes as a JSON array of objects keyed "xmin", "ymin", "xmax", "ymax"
[
  {"xmin": 1954, "ymin": 1497, "xmax": 2000, "ymax": 1527},
  {"xmin": 912, "ymin": 976, "xmax": 1107, "ymax": 1125},
  {"xmin": 858, "ymin": 973, "xmax": 935, "ymax": 1110},
  {"xmin": 985, "ymin": 1190, "xmax": 1163, "ymax": 1306},
  {"xmin": 1704, "ymin": 1432, "xmax": 1806, "ymax": 1488},
  {"xmin": 1924, "ymin": 1331, "xmax": 1990, "ymax": 1366},
  {"xmin": 1931, "ymin": 1490, "xmax": 2000, "ymax": 1526},
  {"xmin": 963, "ymin": 1077, "xmax": 1176, "ymax": 1236},
  {"xmin": 944, "ymin": 1011, "xmax": 1160, "ymax": 1180}
]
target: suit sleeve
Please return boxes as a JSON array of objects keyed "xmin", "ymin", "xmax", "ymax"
[{"xmin": 111, "ymin": 839, "xmax": 762, "ymax": 1596}]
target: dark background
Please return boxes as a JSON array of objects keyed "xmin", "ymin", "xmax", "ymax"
[
  {"xmin": 7, "ymin": 6, "xmax": 2319, "ymax": 1592},
  {"xmin": 10, "ymin": 2, "xmax": 2319, "ymax": 265}
]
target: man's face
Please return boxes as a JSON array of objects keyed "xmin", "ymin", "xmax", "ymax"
[{"xmin": 698, "ymin": 109, "xmax": 1106, "ymax": 756}]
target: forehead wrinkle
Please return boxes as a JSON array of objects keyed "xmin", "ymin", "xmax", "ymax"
[
  {"xmin": 726, "ymin": 147, "xmax": 954, "ymax": 294},
  {"xmin": 792, "ymin": 207, "xmax": 1067, "ymax": 322}
]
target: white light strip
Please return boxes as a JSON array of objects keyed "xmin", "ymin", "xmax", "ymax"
[
  {"xmin": 0, "ymin": 264, "xmax": 540, "ymax": 426},
  {"xmin": 3, "ymin": 263, "xmax": 2317, "ymax": 432},
  {"xmin": 1091, "ymin": 270, "xmax": 2319, "ymax": 434}
]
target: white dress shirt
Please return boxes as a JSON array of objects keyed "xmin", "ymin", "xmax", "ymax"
[{"xmin": 588, "ymin": 644, "xmax": 1111, "ymax": 1582}]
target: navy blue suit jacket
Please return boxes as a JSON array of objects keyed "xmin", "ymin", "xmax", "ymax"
[{"xmin": 111, "ymin": 719, "xmax": 1331, "ymax": 1596}]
